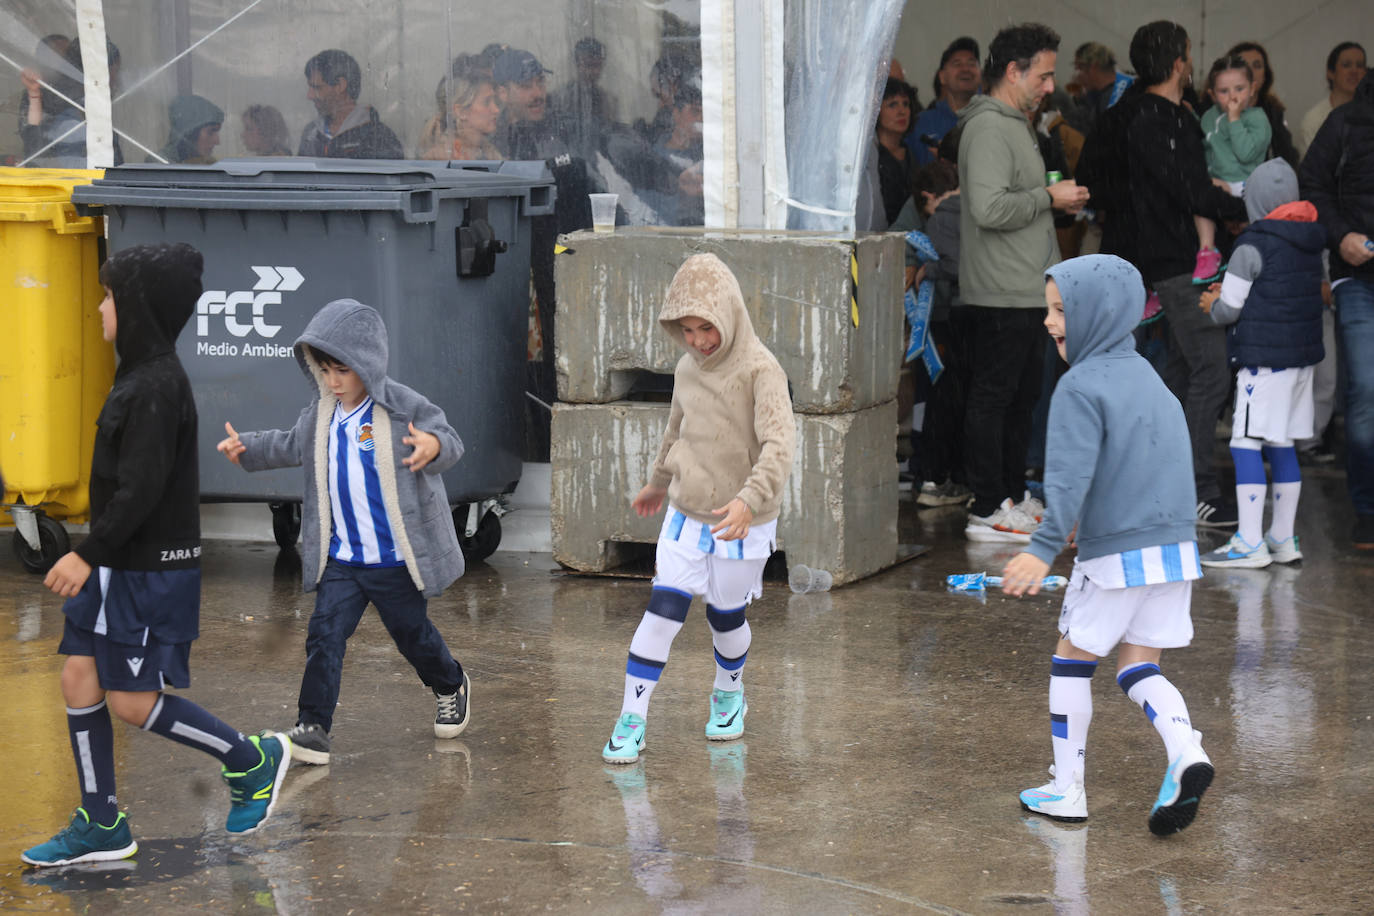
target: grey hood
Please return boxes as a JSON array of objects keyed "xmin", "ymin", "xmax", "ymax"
[
  {"xmin": 294, "ymin": 298, "xmax": 390, "ymax": 400},
  {"xmin": 1243, "ymin": 158, "xmax": 1299, "ymax": 222},
  {"xmin": 1045, "ymin": 254, "xmax": 1144, "ymax": 366}
]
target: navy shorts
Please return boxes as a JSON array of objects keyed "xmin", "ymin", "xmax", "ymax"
[{"xmin": 58, "ymin": 567, "xmax": 195, "ymax": 691}]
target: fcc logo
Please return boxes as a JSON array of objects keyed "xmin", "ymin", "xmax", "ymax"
[{"xmin": 196, "ymin": 266, "xmax": 304, "ymax": 338}]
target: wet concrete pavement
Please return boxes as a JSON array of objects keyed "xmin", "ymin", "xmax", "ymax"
[{"xmin": 2, "ymin": 470, "xmax": 1373, "ymax": 914}]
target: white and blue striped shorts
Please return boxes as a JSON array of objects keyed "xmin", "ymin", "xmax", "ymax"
[{"xmin": 653, "ymin": 506, "xmax": 777, "ymax": 609}]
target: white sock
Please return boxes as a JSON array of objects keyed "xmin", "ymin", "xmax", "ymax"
[
  {"xmin": 708, "ymin": 610, "xmax": 751, "ymax": 692},
  {"xmin": 1049, "ymin": 657, "xmax": 1096, "ymax": 788},
  {"xmin": 1269, "ymin": 481, "xmax": 1301, "ymax": 542},
  {"xmin": 622, "ymin": 606, "xmax": 686, "ymax": 719},
  {"xmin": 1118, "ymin": 663, "xmax": 1195, "ymax": 762}
]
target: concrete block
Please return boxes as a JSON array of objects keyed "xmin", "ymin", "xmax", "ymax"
[
  {"xmin": 554, "ymin": 229, "xmax": 904, "ymax": 414},
  {"xmin": 551, "ymin": 400, "xmax": 898, "ymax": 586}
]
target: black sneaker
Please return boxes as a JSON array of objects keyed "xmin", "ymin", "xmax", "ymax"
[
  {"xmin": 434, "ymin": 671, "xmax": 471, "ymax": 739},
  {"xmin": 1196, "ymin": 500, "xmax": 1238, "ymax": 529},
  {"xmin": 285, "ymin": 722, "xmax": 330, "ymax": 765},
  {"xmin": 1355, "ymin": 515, "xmax": 1374, "ymax": 551}
]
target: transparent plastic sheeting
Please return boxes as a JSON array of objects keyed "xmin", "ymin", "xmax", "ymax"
[
  {"xmin": 1, "ymin": 0, "xmax": 902, "ymax": 230},
  {"xmin": 783, "ymin": 0, "xmax": 905, "ymax": 231}
]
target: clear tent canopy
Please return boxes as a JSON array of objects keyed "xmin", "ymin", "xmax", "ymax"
[{"xmin": 1, "ymin": 0, "xmax": 903, "ymax": 231}]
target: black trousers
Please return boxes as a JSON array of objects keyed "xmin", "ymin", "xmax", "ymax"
[{"xmin": 962, "ymin": 306, "xmax": 1045, "ymax": 517}]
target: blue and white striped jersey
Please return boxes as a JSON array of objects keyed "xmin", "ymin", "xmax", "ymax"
[{"xmin": 328, "ymin": 398, "xmax": 404, "ymax": 568}]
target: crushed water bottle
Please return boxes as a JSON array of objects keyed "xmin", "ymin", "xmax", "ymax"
[{"xmin": 946, "ymin": 572, "xmax": 1069, "ymax": 592}]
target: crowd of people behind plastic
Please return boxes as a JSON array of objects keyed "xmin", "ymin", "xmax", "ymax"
[
  {"xmin": 14, "ymin": 36, "xmax": 706, "ymax": 229},
  {"xmin": 10, "ymin": 22, "xmax": 1374, "ymax": 551},
  {"xmin": 867, "ymin": 22, "xmax": 1373, "ymax": 558}
]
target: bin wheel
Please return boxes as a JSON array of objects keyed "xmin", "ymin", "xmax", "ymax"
[
  {"xmin": 454, "ymin": 505, "xmax": 502, "ymax": 563},
  {"xmin": 12, "ymin": 514, "xmax": 71, "ymax": 574},
  {"xmin": 270, "ymin": 502, "xmax": 302, "ymax": 550}
]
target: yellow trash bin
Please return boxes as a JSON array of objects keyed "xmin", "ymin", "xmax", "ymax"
[{"xmin": 0, "ymin": 167, "xmax": 109, "ymax": 572}]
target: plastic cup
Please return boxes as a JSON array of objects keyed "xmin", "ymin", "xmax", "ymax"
[
  {"xmin": 589, "ymin": 193, "xmax": 618, "ymax": 233},
  {"xmin": 788, "ymin": 564, "xmax": 833, "ymax": 594}
]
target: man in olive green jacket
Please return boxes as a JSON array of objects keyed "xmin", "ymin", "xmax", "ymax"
[{"xmin": 957, "ymin": 22, "xmax": 1090, "ymax": 544}]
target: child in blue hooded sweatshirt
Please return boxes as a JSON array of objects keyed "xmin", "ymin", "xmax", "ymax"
[
  {"xmin": 1198, "ymin": 158, "xmax": 1327, "ymax": 569},
  {"xmin": 1001, "ymin": 254, "xmax": 1213, "ymax": 837}
]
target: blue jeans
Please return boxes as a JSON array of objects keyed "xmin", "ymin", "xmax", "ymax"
[
  {"xmin": 298, "ymin": 560, "xmax": 462, "ymax": 732},
  {"xmin": 1337, "ymin": 276, "xmax": 1374, "ymax": 516}
]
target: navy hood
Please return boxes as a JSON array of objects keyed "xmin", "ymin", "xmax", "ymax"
[
  {"xmin": 294, "ymin": 298, "xmax": 390, "ymax": 400},
  {"xmin": 1045, "ymin": 254, "xmax": 1144, "ymax": 366},
  {"xmin": 99, "ymin": 242, "xmax": 203, "ymax": 371}
]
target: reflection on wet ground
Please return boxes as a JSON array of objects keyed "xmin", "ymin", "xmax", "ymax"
[{"xmin": 2, "ymin": 474, "xmax": 1372, "ymax": 914}]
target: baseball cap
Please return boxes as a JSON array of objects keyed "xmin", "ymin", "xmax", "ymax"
[
  {"xmin": 494, "ymin": 49, "xmax": 551, "ymax": 85},
  {"xmin": 939, "ymin": 37, "xmax": 980, "ymax": 69}
]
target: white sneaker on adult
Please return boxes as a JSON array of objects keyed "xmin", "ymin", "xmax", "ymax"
[
  {"xmin": 966, "ymin": 498, "xmax": 1036, "ymax": 544},
  {"xmin": 1017, "ymin": 490, "xmax": 1046, "ymax": 523}
]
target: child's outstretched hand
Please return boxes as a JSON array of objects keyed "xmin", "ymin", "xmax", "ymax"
[
  {"xmin": 402, "ymin": 422, "xmax": 440, "ymax": 471},
  {"xmin": 710, "ymin": 498, "xmax": 753, "ymax": 541},
  {"xmin": 44, "ymin": 551, "xmax": 91, "ymax": 597},
  {"xmin": 632, "ymin": 485, "xmax": 667, "ymax": 517},
  {"xmin": 1001, "ymin": 551, "xmax": 1050, "ymax": 597},
  {"xmin": 217, "ymin": 421, "xmax": 245, "ymax": 464}
]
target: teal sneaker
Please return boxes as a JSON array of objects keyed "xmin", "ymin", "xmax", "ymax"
[
  {"xmin": 222, "ymin": 732, "xmax": 291, "ymax": 834},
  {"xmin": 602, "ymin": 712, "xmax": 646, "ymax": 764},
  {"xmin": 1149, "ymin": 739, "xmax": 1214, "ymax": 836},
  {"xmin": 705, "ymin": 688, "xmax": 747, "ymax": 741},
  {"xmin": 21, "ymin": 808, "xmax": 137, "ymax": 867}
]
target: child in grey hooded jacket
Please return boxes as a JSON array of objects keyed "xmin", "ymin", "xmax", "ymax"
[
  {"xmin": 218, "ymin": 298, "xmax": 470, "ymax": 764},
  {"xmin": 1001, "ymin": 255, "xmax": 1213, "ymax": 837}
]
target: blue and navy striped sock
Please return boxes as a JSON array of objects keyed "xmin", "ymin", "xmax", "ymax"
[
  {"xmin": 1049, "ymin": 655, "xmax": 1097, "ymax": 788},
  {"xmin": 706, "ymin": 604, "xmax": 750, "ymax": 692},
  {"xmin": 621, "ymin": 588, "xmax": 692, "ymax": 718},
  {"xmin": 1118, "ymin": 662, "xmax": 1194, "ymax": 762}
]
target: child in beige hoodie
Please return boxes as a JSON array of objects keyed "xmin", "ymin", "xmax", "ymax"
[{"xmin": 602, "ymin": 253, "xmax": 796, "ymax": 763}]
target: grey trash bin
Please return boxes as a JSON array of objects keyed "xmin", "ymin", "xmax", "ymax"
[{"xmin": 73, "ymin": 158, "xmax": 554, "ymax": 560}]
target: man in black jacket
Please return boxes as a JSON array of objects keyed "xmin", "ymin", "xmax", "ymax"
[
  {"xmin": 297, "ymin": 49, "xmax": 402, "ymax": 159},
  {"xmin": 1122, "ymin": 21, "xmax": 1248, "ymax": 528},
  {"xmin": 1301, "ymin": 70, "xmax": 1374, "ymax": 548}
]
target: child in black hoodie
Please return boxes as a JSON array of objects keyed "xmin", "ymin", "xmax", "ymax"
[{"xmin": 22, "ymin": 243, "xmax": 290, "ymax": 868}]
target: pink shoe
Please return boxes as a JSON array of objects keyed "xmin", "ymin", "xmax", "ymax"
[
  {"xmin": 1141, "ymin": 290, "xmax": 1162, "ymax": 324},
  {"xmin": 1192, "ymin": 248, "xmax": 1222, "ymax": 284}
]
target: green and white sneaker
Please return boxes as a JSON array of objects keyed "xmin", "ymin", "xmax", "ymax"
[
  {"xmin": 705, "ymin": 688, "xmax": 747, "ymax": 741},
  {"xmin": 1265, "ymin": 533, "xmax": 1302, "ymax": 564},
  {"xmin": 602, "ymin": 712, "xmax": 647, "ymax": 764},
  {"xmin": 222, "ymin": 732, "xmax": 291, "ymax": 834},
  {"xmin": 21, "ymin": 809, "xmax": 138, "ymax": 867}
]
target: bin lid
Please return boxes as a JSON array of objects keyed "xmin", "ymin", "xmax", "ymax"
[
  {"xmin": 0, "ymin": 167, "xmax": 105, "ymax": 231},
  {"xmin": 71, "ymin": 158, "xmax": 554, "ymax": 222}
]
